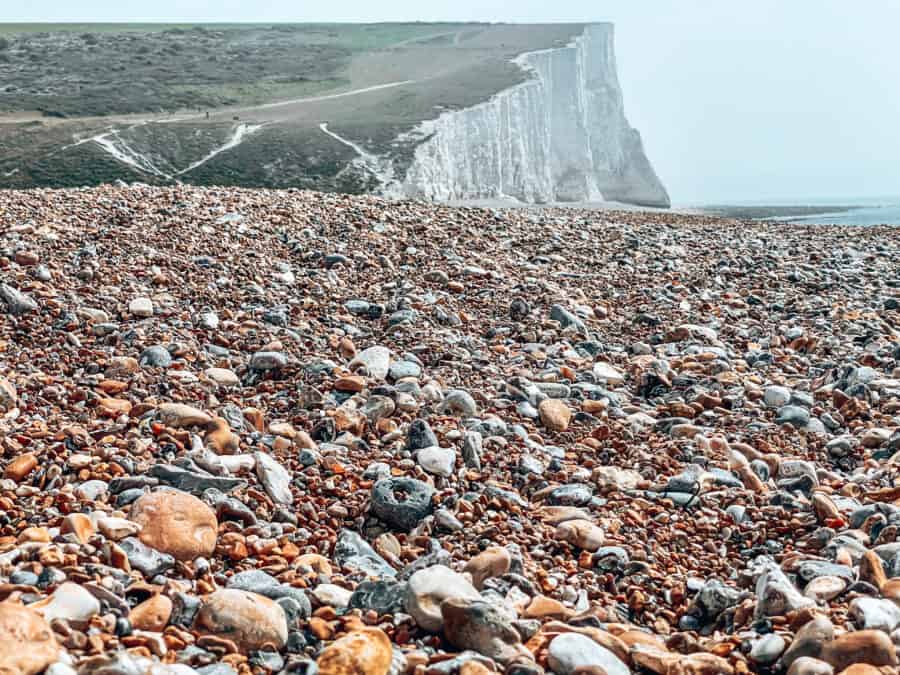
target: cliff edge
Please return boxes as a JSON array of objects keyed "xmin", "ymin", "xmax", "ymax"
[{"xmin": 397, "ymin": 24, "xmax": 670, "ymax": 208}]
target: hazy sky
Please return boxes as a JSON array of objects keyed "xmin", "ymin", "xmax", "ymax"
[{"xmin": 5, "ymin": 1, "xmax": 900, "ymax": 203}]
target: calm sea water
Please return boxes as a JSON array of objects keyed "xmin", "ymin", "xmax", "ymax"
[
  {"xmin": 782, "ymin": 204, "xmax": 900, "ymax": 226},
  {"xmin": 703, "ymin": 196, "xmax": 900, "ymax": 225}
]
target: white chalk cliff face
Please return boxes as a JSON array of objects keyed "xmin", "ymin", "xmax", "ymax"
[{"xmin": 396, "ymin": 24, "xmax": 670, "ymax": 208}]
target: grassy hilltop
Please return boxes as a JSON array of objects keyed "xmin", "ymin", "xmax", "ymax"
[{"xmin": 0, "ymin": 23, "xmax": 583, "ymax": 191}]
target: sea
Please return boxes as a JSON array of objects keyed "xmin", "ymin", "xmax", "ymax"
[
  {"xmin": 727, "ymin": 196, "xmax": 900, "ymax": 225},
  {"xmin": 776, "ymin": 204, "xmax": 900, "ymax": 225}
]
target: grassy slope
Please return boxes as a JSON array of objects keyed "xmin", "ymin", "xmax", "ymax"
[
  {"xmin": 0, "ymin": 23, "xmax": 473, "ymax": 117},
  {"xmin": 0, "ymin": 23, "xmax": 583, "ymax": 191}
]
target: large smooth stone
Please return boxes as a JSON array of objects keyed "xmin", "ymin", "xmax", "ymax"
[
  {"xmin": 404, "ymin": 565, "xmax": 480, "ymax": 632},
  {"xmin": 0, "ymin": 602, "xmax": 60, "ymax": 675},
  {"xmin": 441, "ymin": 598, "xmax": 530, "ymax": 664},
  {"xmin": 850, "ymin": 597, "xmax": 900, "ymax": 632},
  {"xmin": 157, "ymin": 403, "xmax": 212, "ymax": 428},
  {"xmin": 417, "ymin": 446, "xmax": 456, "ymax": 477},
  {"xmin": 194, "ymin": 589, "xmax": 288, "ymax": 653},
  {"xmin": 129, "ymin": 490, "xmax": 218, "ymax": 561},
  {"xmin": 30, "ymin": 582, "xmax": 100, "ymax": 627},
  {"xmin": 350, "ymin": 346, "xmax": 391, "ymax": 380},
  {"xmin": 547, "ymin": 632, "xmax": 630, "ymax": 675},
  {"xmin": 316, "ymin": 627, "xmax": 392, "ymax": 675},
  {"xmin": 821, "ymin": 631, "xmax": 898, "ymax": 671}
]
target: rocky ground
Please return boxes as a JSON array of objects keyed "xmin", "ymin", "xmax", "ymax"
[{"xmin": 0, "ymin": 184, "xmax": 898, "ymax": 675}]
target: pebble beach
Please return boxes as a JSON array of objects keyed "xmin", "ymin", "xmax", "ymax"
[{"xmin": 0, "ymin": 185, "xmax": 899, "ymax": 675}]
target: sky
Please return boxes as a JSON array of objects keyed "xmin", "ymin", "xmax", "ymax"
[{"xmin": 4, "ymin": 1, "xmax": 900, "ymax": 204}]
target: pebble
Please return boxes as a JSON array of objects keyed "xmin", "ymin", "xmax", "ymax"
[
  {"xmin": 312, "ymin": 583, "xmax": 353, "ymax": 609},
  {"xmin": 193, "ymin": 589, "xmax": 289, "ymax": 653},
  {"xmin": 751, "ymin": 634, "xmax": 787, "ymax": 664},
  {"xmin": 4, "ymin": 452, "xmax": 37, "ymax": 481},
  {"xmin": 463, "ymin": 546, "xmax": 511, "ymax": 589},
  {"xmin": 31, "ymin": 582, "xmax": 101, "ymax": 627},
  {"xmin": 205, "ymin": 367, "xmax": 240, "ymax": 386},
  {"xmin": 370, "ymin": 477, "xmax": 435, "ymax": 531},
  {"xmin": 129, "ymin": 297, "xmax": 154, "ymax": 317},
  {"xmin": 764, "ymin": 385, "xmax": 792, "ymax": 408},
  {"xmin": 316, "ymin": 627, "xmax": 393, "ymax": 675},
  {"xmin": 417, "ymin": 445, "xmax": 456, "ymax": 477},
  {"xmin": 350, "ymin": 346, "xmax": 391, "ymax": 380},
  {"xmin": 539, "ymin": 398, "xmax": 572, "ymax": 432},
  {"xmin": 0, "ymin": 282, "xmax": 38, "ymax": 314},
  {"xmin": 250, "ymin": 350, "xmax": 288, "ymax": 370},
  {"xmin": 130, "ymin": 594, "xmax": 173, "ymax": 632},
  {"xmin": 554, "ymin": 519, "xmax": 605, "ymax": 551},
  {"xmin": 442, "ymin": 598, "xmax": 530, "ymax": 664},
  {"xmin": 254, "ymin": 451, "xmax": 294, "ymax": 505},
  {"xmin": 0, "ymin": 377, "xmax": 16, "ymax": 411},
  {"xmin": 129, "ymin": 490, "xmax": 218, "ymax": 560},
  {"xmin": 547, "ymin": 632, "xmax": 630, "ymax": 675},
  {"xmin": 441, "ymin": 389, "xmax": 479, "ymax": 417},
  {"xmin": 0, "ymin": 602, "xmax": 59, "ymax": 675},
  {"xmin": 405, "ymin": 565, "xmax": 481, "ymax": 631},
  {"xmin": 156, "ymin": 402, "xmax": 212, "ymax": 427}
]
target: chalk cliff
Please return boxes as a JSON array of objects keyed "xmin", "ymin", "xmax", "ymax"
[{"xmin": 396, "ymin": 24, "xmax": 670, "ymax": 207}]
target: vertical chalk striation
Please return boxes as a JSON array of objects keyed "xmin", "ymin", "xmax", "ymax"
[{"xmin": 398, "ymin": 24, "xmax": 670, "ymax": 207}]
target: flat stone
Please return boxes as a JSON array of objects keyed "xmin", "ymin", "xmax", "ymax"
[
  {"xmin": 254, "ymin": 451, "xmax": 293, "ymax": 505},
  {"xmin": 312, "ymin": 583, "xmax": 353, "ymax": 609},
  {"xmin": 349, "ymin": 580, "xmax": 407, "ymax": 614},
  {"xmin": 129, "ymin": 297, "xmax": 154, "ymax": 317},
  {"xmin": 333, "ymin": 530, "xmax": 397, "ymax": 578},
  {"xmin": 119, "ymin": 537, "xmax": 176, "ymax": 577},
  {"xmin": 593, "ymin": 361, "xmax": 625, "ymax": 385},
  {"xmin": 148, "ymin": 464, "xmax": 246, "ymax": 495},
  {"xmin": 350, "ymin": 346, "xmax": 391, "ymax": 380}
]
